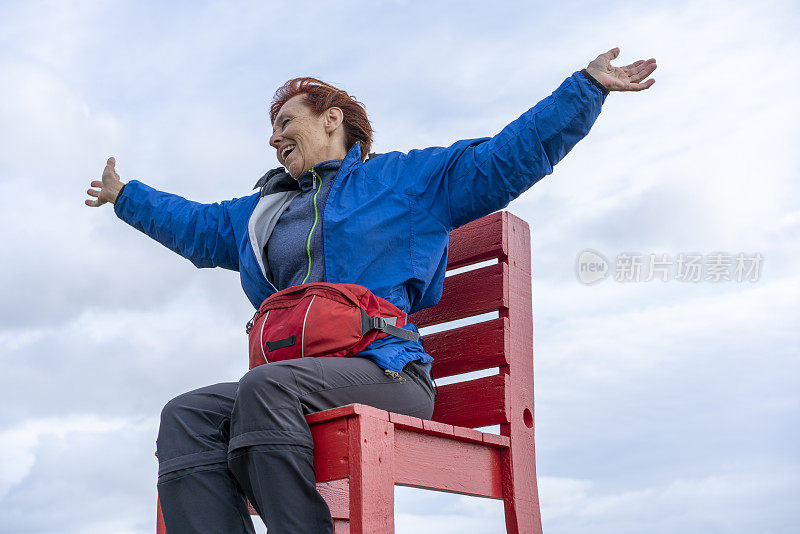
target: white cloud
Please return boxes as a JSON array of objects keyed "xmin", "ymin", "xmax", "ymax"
[
  {"xmin": 0, "ymin": 414, "xmax": 158, "ymax": 533},
  {"xmin": 539, "ymin": 464, "xmax": 800, "ymax": 534},
  {"xmin": 0, "ymin": 415, "xmax": 133, "ymax": 499}
]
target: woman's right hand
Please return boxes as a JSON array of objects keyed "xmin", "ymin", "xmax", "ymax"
[
  {"xmin": 584, "ymin": 47, "xmax": 656, "ymax": 92},
  {"xmin": 86, "ymin": 157, "xmax": 126, "ymax": 207}
]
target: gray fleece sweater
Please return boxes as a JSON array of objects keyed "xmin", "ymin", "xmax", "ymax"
[{"xmin": 266, "ymin": 159, "xmax": 341, "ymax": 290}]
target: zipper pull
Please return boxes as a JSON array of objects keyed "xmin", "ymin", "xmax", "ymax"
[
  {"xmin": 309, "ymin": 167, "xmax": 321, "ymax": 190},
  {"xmin": 246, "ymin": 310, "xmax": 258, "ymax": 334}
]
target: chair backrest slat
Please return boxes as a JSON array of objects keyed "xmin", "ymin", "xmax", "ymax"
[
  {"xmin": 421, "ymin": 317, "xmax": 509, "ymax": 379},
  {"xmin": 410, "ymin": 263, "xmax": 508, "ymax": 328},
  {"xmin": 431, "ymin": 374, "xmax": 509, "ymax": 428},
  {"xmin": 446, "ymin": 214, "xmax": 508, "ymax": 270}
]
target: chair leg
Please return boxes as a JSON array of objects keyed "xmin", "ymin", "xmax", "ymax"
[
  {"xmin": 347, "ymin": 414, "xmax": 395, "ymax": 534},
  {"xmin": 156, "ymin": 497, "xmax": 166, "ymax": 534},
  {"xmin": 500, "ymin": 435, "xmax": 543, "ymax": 534}
]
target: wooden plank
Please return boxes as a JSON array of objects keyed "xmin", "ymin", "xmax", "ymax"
[
  {"xmin": 311, "ymin": 418, "xmax": 349, "ymax": 482},
  {"xmin": 422, "ymin": 419, "xmax": 454, "ymax": 436},
  {"xmin": 410, "ymin": 262, "xmax": 508, "ymax": 327},
  {"xmin": 482, "ymin": 432, "xmax": 510, "ymax": 447},
  {"xmin": 306, "ymin": 405, "xmax": 358, "ymax": 424},
  {"xmin": 318, "ymin": 479, "xmax": 350, "ymax": 520},
  {"xmin": 394, "ymin": 429, "xmax": 503, "ymax": 498},
  {"xmin": 500, "ymin": 212, "xmax": 542, "ymax": 534},
  {"xmin": 390, "ymin": 414, "xmax": 493, "ymax": 447},
  {"xmin": 388, "ymin": 412, "xmax": 425, "ymax": 431},
  {"xmin": 432, "ymin": 373, "xmax": 509, "ymax": 428},
  {"xmin": 453, "ymin": 426, "xmax": 485, "ymax": 443},
  {"xmin": 426, "ymin": 317, "xmax": 509, "ymax": 378},
  {"xmin": 306, "ymin": 403, "xmax": 389, "ymax": 425},
  {"xmin": 448, "ymin": 212, "xmax": 508, "ymax": 270},
  {"xmin": 348, "ymin": 415, "xmax": 395, "ymax": 534}
]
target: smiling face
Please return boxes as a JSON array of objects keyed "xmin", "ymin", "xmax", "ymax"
[{"xmin": 269, "ymin": 94, "xmax": 347, "ymax": 179}]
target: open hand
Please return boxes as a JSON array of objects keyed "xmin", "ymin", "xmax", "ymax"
[
  {"xmin": 585, "ymin": 48, "xmax": 657, "ymax": 92},
  {"xmin": 86, "ymin": 157, "xmax": 125, "ymax": 207}
]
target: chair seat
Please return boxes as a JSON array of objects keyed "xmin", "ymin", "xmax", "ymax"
[
  {"xmin": 300, "ymin": 403, "xmax": 511, "ymax": 532},
  {"xmin": 307, "ymin": 403, "xmax": 510, "ymax": 448}
]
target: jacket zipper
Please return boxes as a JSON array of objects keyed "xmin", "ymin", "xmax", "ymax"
[
  {"xmin": 301, "ymin": 167, "xmax": 322, "ymax": 284},
  {"xmin": 247, "ymin": 166, "xmax": 324, "ymax": 334}
]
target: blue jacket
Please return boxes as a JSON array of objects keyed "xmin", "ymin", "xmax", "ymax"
[{"xmin": 114, "ymin": 71, "xmax": 605, "ymax": 372}]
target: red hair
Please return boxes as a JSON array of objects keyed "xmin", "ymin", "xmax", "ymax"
[{"xmin": 270, "ymin": 78, "xmax": 373, "ymax": 161}]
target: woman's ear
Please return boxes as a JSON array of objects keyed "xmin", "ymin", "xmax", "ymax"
[{"xmin": 324, "ymin": 107, "xmax": 344, "ymax": 133}]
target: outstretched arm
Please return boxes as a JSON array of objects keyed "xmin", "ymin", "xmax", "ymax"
[
  {"xmin": 85, "ymin": 157, "xmax": 250, "ymax": 271},
  {"xmin": 383, "ymin": 47, "xmax": 656, "ymax": 229}
]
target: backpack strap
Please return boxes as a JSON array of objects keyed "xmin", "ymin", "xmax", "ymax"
[{"xmin": 360, "ymin": 309, "xmax": 420, "ymax": 343}]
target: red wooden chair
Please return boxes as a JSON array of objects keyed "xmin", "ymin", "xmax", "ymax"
[{"xmin": 157, "ymin": 211, "xmax": 542, "ymax": 533}]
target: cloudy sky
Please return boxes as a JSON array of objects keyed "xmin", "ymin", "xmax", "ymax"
[{"xmin": 1, "ymin": 0, "xmax": 798, "ymax": 532}]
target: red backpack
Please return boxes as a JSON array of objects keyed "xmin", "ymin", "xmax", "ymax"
[{"xmin": 246, "ymin": 282, "xmax": 420, "ymax": 369}]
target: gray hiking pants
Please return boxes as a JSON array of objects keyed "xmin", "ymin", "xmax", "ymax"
[{"xmin": 156, "ymin": 356, "xmax": 435, "ymax": 533}]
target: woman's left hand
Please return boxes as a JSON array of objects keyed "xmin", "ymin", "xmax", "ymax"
[{"xmin": 585, "ymin": 47, "xmax": 657, "ymax": 92}]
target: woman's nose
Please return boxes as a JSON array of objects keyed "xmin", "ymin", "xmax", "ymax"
[{"xmin": 269, "ymin": 131, "xmax": 281, "ymax": 149}]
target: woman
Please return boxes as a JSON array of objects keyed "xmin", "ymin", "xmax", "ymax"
[{"xmin": 86, "ymin": 48, "xmax": 656, "ymax": 533}]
